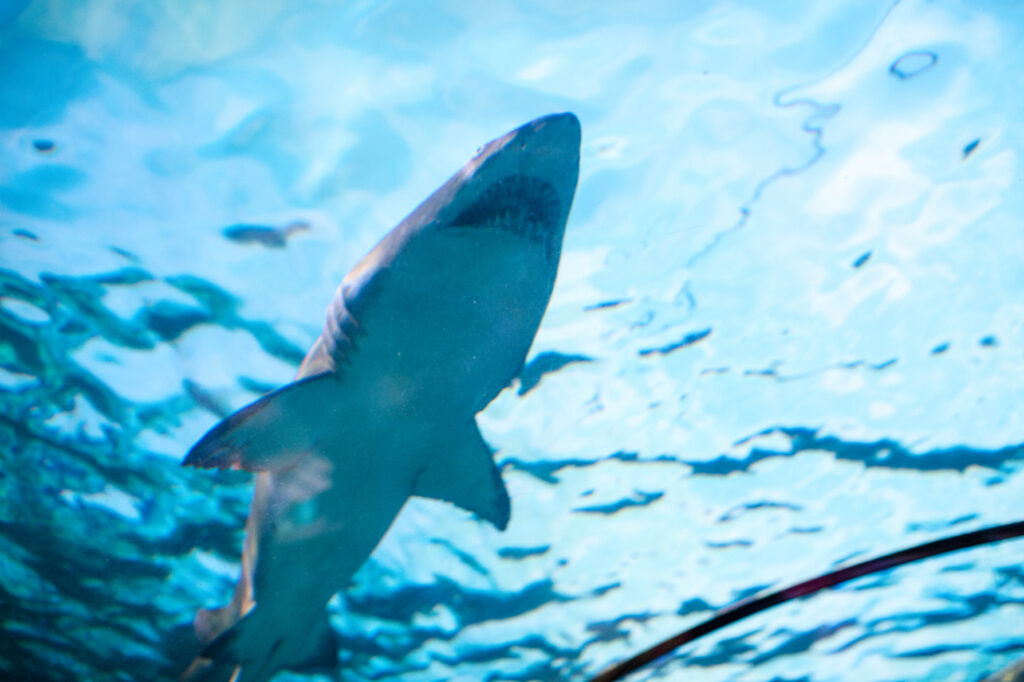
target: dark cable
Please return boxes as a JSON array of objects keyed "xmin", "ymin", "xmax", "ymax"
[{"xmin": 591, "ymin": 519, "xmax": 1024, "ymax": 682}]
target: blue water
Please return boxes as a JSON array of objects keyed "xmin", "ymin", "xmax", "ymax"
[{"xmin": 2, "ymin": 1, "xmax": 1023, "ymax": 680}]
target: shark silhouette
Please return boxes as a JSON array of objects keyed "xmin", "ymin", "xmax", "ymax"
[{"xmin": 180, "ymin": 112, "xmax": 581, "ymax": 682}]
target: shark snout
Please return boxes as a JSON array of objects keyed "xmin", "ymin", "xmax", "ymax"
[
  {"xmin": 509, "ymin": 112, "xmax": 581, "ymax": 191},
  {"xmin": 520, "ymin": 112, "xmax": 581, "ymax": 144},
  {"xmin": 471, "ymin": 112, "xmax": 580, "ymax": 191},
  {"xmin": 517, "ymin": 112, "xmax": 581, "ymax": 150}
]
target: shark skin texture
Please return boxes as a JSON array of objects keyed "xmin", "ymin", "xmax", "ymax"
[
  {"xmin": 179, "ymin": 112, "xmax": 581, "ymax": 682},
  {"xmin": 985, "ymin": 658, "xmax": 1024, "ymax": 682}
]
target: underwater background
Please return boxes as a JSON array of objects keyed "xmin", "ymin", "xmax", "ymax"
[{"xmin": 2, "ymin": 0, "xmax": 1023, "ymax": 680}]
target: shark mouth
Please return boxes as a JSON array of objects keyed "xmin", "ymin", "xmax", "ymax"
[{"xmin": 450, "ymin": 174, "xmax": 562, "ymax": 258}]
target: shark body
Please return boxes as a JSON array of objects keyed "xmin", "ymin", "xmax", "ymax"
[{"xmin": 181, "ymin": 113, "xmax": 581, "ymax": 682}]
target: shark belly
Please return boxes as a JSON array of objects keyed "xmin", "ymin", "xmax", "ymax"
[
  {"xmin": 341, "ymin": 224, "xmax": 556, "ymax": 419},
  {"xmin": 251, "ymin": 435, "xmax": 419, "ymax": 608},
  {"xmin": 246, "ymin": 224, "xmax": 553, "ymax": 613}
]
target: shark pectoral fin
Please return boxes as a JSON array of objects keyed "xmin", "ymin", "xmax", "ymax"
[
  {"xmin": 414, "ymin": 419, "xmax": 511, "ymax": 530},
  {"xmin": 183, "ymin": 374, "xmax": 339, "ymax": 472}
]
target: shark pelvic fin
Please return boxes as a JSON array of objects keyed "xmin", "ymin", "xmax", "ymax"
[
  {"xmin": 414, "ymin": 419, "xmax": 511, "ymax": 530},
  {"xmin": 183, "ymin": 374, "xmax": 339, "ymax": 472},
  {"xmin": 201, "ymin": 607, "xmax": 339, "ymax": 682},
  {"xmin": 194, "ymin": 603, "xmax": 238, "ymax": 648}
]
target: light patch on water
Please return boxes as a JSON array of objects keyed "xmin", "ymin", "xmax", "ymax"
[
  {"xmin": 0, "ymin": 297, "xmax": 50, "ymax": 324},
  {"xmin": 0, "ymin": 366, "xmax": 36, "ymax": 390},
  {"xmin": 99, "ymin": 279, "xmax": 198, "ymax": 320},
  {"xmin": 193, "ymin": 549, "xmax": 240, "ymax": 580},
  {"xmin": 62, "ymin": 485, "xmax": 142, "ymax": 521},
  {"xmin": 868, "ymin": 401, "xmax": 895, "ymax": 419},
  {"xmin": 416, "ymin": 603, "xmax": 457, "ymax": 634},
  {"xmin": 173, "ymin": 325, "xmax": 297, "ymax": 405},
  {"xmin": 71, "ymin": 336, "xmax": 183, "ymax": 403},
  {"xmin": 517, "ymin": 56, "xmax": 561, "ymax": 81},
  {"xmin": 585, "ymin": 136, "xmax": 627, "ymax": 160},
  {"xmin": 43, "ymin": 394, "xmax": 112, "ymax": 439}
]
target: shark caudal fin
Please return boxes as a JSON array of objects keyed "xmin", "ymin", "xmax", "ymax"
[
  {"xmin": 183, "ymin": 375, "xmax": 339, "ymax": 472},
  {"xmin": 196, "ymin": 606, "xmax": 339, "ymax": 682},
  {"xmin": 413, "ymin": 418, "xmax": 510, "ymax": 530}
]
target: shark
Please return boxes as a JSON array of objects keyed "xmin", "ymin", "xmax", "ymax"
[{"xmin": 179, "ymin": 112, "xmax": 581, "ymax": 682}]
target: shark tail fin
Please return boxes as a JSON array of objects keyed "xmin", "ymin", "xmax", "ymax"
[
  {"xmin": 182, "ymin": 374, "xmax": 339, "ymax": 472},
  {"xmin": 200, "ymin": 606, "xmax": 339, "ymax": 682}
]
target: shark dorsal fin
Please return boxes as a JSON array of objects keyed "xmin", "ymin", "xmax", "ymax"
[{"xmin": 413, "ymin": 419, "xmax": 510, "ymax": 530}]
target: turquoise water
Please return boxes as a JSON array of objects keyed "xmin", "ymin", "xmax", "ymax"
[{"xmin": 2, "ymin": 1, "xmax": 1023, "ymax": 680}]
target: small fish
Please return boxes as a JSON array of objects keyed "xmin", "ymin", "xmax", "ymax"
[
  {"xmin": 180, "ymin": 113, "xmax": 581, "ymax": 682},
  {"xmin": 222, "ymin": 221, "xmax": 310, "ymax": 248}
]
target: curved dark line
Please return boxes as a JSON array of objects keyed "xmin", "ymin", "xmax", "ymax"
[
  {"xmin": 590, "ymin": 519, "xmax": 1024, "ymax": 682},
  {"xmin": 683, "ymin": 0, "xmax": 903, "ymax": 271}
]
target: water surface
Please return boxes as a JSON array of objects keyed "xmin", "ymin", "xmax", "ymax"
[{"xmin": 1, "ymin": 1, "xmax": 1023, "ymax": 680}]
